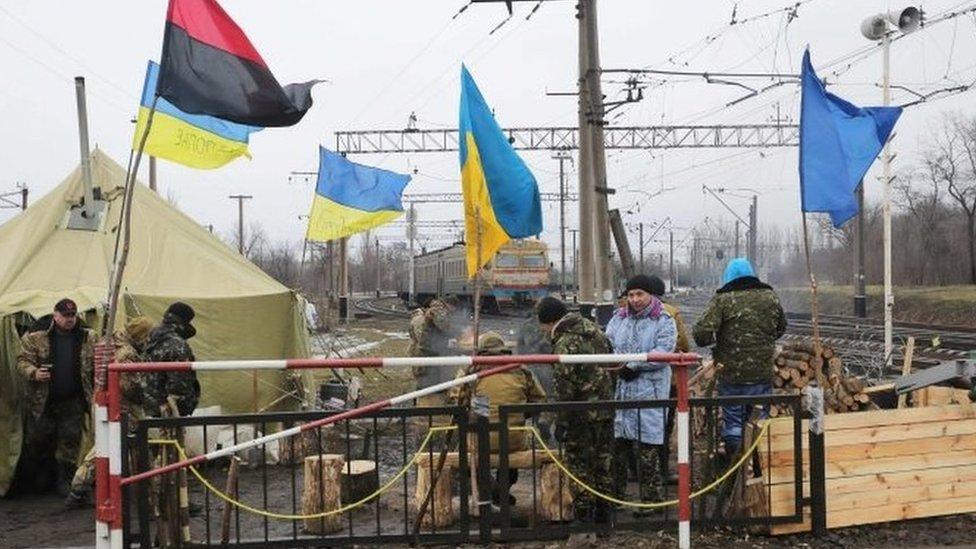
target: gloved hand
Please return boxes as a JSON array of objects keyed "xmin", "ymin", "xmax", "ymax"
[{"xmin": 618, "ymin": 366, "xmax": 640, "ymax": 382}]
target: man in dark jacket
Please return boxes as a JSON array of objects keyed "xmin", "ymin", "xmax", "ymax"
[
  {"xmin": 693, "ymin": 258, "xmax": 787, "ymax": 456},
  {"xmin": 16, "ymin": 298, "xmax": 96, "ymax": 495},
  {"xmin": 144, "ymin": 302, "xmax": 200, "ymax": 417}
]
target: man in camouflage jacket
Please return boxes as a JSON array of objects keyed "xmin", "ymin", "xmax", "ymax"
[
  {"xmin": 16, "ymin": 298, "xmax": 95, "ymax": 495},
  {"xmin": 537, "ymin": 297, "xmax": 615, "ymax": 523},
  {"xmin": 693, "ymin": 258, "xmax": 787, "ymax": 455},
  {"xmin": 66, "ymin": 316, "xmax": 155, "ymax": 507},
  {"xmin": 408, "ymin": 296, "xmax": 460, "ymax": 408},
  {"xmin": 143, "ymin": 302, "xmax": 200, "ymax": 418}
]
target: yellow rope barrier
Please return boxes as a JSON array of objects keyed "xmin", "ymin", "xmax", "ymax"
[
  {"xmin": 509, "ymin": 418, "xmax": 779, "ymax": 509},
  {"xmin": 148, "ymin": 417, "xmax": 788, "ymax": 518},
  {"xmin": 149, "ymin": 425, "xmax": 458, "ymax": 520}
]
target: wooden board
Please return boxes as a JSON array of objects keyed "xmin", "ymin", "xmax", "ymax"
[
  {"xmin": 768, "ymin": 464, "xmax": 976, "ymax": 505},
  {"xmin": 771, "ymin": 494, "xmax": 976, "ymax": 535},
  {"xmin": 767, "ymin": 415, "xmax": 976, "ymax": 451},
  {"xmin": 766, "ymin": 433, "xmax": 976, "ymax": 467},
  {"xmin": 763, "ymin": 402, "xmax": 976, "ymax": 534},
  {"xmin": 913, "ymin": 386, "xmax": 972, "ymax": 407}
]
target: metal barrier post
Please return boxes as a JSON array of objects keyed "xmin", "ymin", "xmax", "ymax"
[
  {"xmin": 473, "ymin": 396, "xmax": 492, "ymax": 543},
  {"xmin": 675, "ymin": 361, "xmax": 692, "ymax": 549},
  {"xmin": 806, "ymin": 386, "xmax": 827, "ymax": 536},
  {"xmin": 93, "ymin": 342, "xmax": 116, "ymax": 549}
]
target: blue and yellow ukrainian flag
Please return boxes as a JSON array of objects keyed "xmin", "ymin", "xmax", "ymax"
[
  {"xmin": 305, "ymin": 147, "xmax": 411, "ymax": 242},
  {"xmin": 133, "ymin": 61, "xmax": 261, "ymax": 169},
  {"xmin": 459, "ymin": 65, "xmax": 542, "ymax": 278}
]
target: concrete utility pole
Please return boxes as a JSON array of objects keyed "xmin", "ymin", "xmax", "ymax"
[
  {"xmin": 554, "ymin": 152, "xmax": 572, "ymax": 299},
  {"xmin": 639, "ymin": 222, "xmax": 645, "ymax": 272},
  {"xmin": 339, "ymin": 237, "xmax": 350, "ymax": 321},
  {"xmin": 407, "ymin": 203, "xmax": 416, "ymax": 304},
  {"xmin": 581, "ymin": 0, "xmax": 614, "ymax": 310},
  {"xmin": 734, "ymin": 220, "xmax": 740, "ymax": 257},
  {"xmin": 228, "ymin": 194, "xmax": 253, "ymax": 255},
  {"xmin": 669, "ymin": 229, "xmax": 675, "ymax": 293},
  {"xmin": 375, "ymin": 237, "xmax": 381, "ymax": 297},
  {"xmin": 576, "ymin": 1, "xmax": 596, "ymax": 308},
  {"xmin": 749, "ymin": 195, "xmax": 758, "ymax": 264},
  {"xmin": 570, "ymin": 229, "xmax": 579, "ymax": 300}
]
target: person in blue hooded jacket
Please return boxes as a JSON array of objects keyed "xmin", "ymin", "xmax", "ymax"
[
  {"xmin": 605, "ymin": 274, "xmax": 677, "ymax": 505},
  {"xmin": 693, "ymin": 258, "xmax": 787, "ymax": 457}
]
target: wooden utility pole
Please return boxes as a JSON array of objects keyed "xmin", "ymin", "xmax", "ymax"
[
  {"xmin": 228, "ymin": 194, "xmax": 253, "ymax": 255},
  {"xmin": 149, "ymin": 156, "xmax": 157, "ymax": 192}
]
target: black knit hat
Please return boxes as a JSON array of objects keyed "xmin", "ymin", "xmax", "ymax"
[
  {"xmin": 647, "ymin": 275, "xmax": 667, "ymax": 297},
  {"xmin": 536, "ymin": 297, "xmax": 568, "ymax": 324},
  {"xmin": 625, "ymin": 274, "xmax": 656, "ymax": 295},
  {"xmin": 165, "ymin": 302, "xmax": 195, "ymax": 324}
]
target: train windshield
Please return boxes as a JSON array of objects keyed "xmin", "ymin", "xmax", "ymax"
[
  {"xmin": 495, "ymin": 254, "xmax": 519, "ymax": 267},
  {"xmin": 522, "ymin": 254, "xmax": 546, "ymax": 268}
]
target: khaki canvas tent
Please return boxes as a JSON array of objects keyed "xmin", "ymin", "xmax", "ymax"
[{"xmin": 0, "ymin": 150, "xmax": 312, "ymax": 495}]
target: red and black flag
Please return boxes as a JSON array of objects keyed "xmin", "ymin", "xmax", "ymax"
[{"xmin": 157, "ymin": 0, "xmax": 318, "ymax": 128}]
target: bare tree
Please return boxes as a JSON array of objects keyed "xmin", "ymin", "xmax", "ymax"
[
  {"xmin": 894, "ymin": 165, "xmax": 948, "ymax": 284},
  {"xmin": 946, "ymin": 114, "xmax": 976, "ymax": 284}
]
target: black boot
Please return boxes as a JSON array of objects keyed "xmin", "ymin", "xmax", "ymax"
[
  {"xmin": 56, "ymin": 462, "xmax": 75, "ymax": 498},
  {"xmin": 64, "ymin": 487, "xmax": 91, "ymax": 509}
]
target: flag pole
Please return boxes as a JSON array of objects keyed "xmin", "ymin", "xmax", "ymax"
[
  {"xmin": 800, "ymin": 212, "xmax": 825, "ymax": 385},
  {"xmin": 105, "ymin": 95, "xmax": 160, "ymax": 338},
  {"xmin": 471, "ymin": 206, "xmax": 483, "ymax": 353}
]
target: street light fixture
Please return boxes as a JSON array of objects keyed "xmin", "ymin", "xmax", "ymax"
[{"xmin": 858, "ymin": 6, "xmax": 922, "ymax": 367}]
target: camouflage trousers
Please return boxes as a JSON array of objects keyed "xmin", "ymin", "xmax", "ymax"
[
  {"xmin": 561, "ymin": 415, "xmax": 615, "ymax": 513},
  {"xmin": 612, "ymin": 439, "xmax": 664, "ymax": 502},
  {"xmin": 24, "ymin": 397, "xmax": 86, "ymax": 466},
  {"xmin": 71, "ymin": 410, "xmax": 144, "ymax": 492}
]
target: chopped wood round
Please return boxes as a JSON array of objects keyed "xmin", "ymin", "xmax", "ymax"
[
  {"xmin": 302, "ymin": 454, "xmax": 345, "ymax": 534},
  {"xmin": 340, "ymin": 460, "xmax": 378, "ymax": 504}
]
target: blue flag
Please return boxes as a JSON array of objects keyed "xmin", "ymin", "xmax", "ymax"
[{"xmin": 799, "ymin": 49, "xmax": 902, "ymax": 227}]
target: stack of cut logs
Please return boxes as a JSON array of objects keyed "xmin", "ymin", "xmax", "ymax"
[{"xmin": 771, "ymin": 340, "xmax": 873, "ymax": 416}]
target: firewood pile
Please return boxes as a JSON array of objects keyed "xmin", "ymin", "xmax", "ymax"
[{"xmin": 770, "ymin": 340, "xmax": 874, "ymax": 416}]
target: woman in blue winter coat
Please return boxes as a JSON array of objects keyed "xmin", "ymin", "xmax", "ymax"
[{"xmin": 605, "ymin": 274, "xmax": 677, "ymax": 505}]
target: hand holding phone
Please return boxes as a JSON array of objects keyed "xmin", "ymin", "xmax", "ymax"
[{"xmin": 34, "ymin": 365, "xmax": 51, "ymax": 382}]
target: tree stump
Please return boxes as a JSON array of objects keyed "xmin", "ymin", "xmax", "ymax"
[
  {"xmin": 539, "ymin": 463, "xmax": 574, "ymax": 522},
  {"xmin": 414, "ymin": 458, "xmax": 455, "ymax": 528},
  {"xmin": 340, "ymin": 460, "xmax": 378, "ymax": 504},
  {"xmin": 302, "ymin": 454, "xmax": 345, "ymax": 534}
]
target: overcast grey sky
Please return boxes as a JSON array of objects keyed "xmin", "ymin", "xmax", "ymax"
[{"xmin": 1, "ymin": 0, "xmax": 974, "ymax": 262}]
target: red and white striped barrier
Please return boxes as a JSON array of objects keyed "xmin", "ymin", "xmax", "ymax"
[
  {"xmin": 94, "ymin": 342, "xmax": 122, "ymax": 549},
  {"xmin": 103, "ymin": 351, "xmax": 700, "ymax": 548},
  {"xmin": 106, "ymin": 352, "xmax": 697, "ymax": 372},
  {"xmin": 675, "ymin": 361, "xmax": 692, "ymax": 549}
]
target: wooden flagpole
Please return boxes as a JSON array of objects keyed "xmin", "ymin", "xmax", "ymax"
[
  {"xmin": 104, "ymin": 95, "xmax": 160, "ymax": 339},
  {"xmin": 801, "ymin": 212, "xmax": 825, "ymax": 385},
  {"xmin": 411, "ymin": 206, "xmax": 484, "ymax": 541},
  {"xmin": 471, "ymin": 206, "xmax": 483, "ymax": 353}
]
